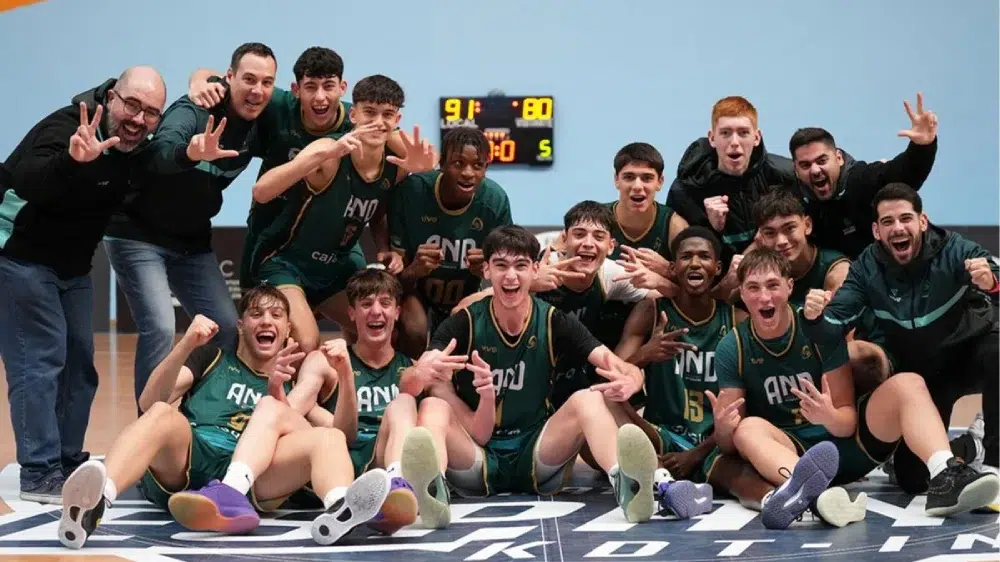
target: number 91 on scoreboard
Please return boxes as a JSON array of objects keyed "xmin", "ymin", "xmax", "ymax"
[{"xmin": 438, "ymin": 96, "xmax": 554, "ymax": 167}]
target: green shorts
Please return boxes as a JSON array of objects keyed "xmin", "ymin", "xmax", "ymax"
[
  {"xmin": 256, "ymin": 245, "xmax": 367, "ymax": 307},
  {"xmin": 138, "ymin": 430, "xmax": 282, "ymax": 512},
  {"xmin": 650, "ymin": 424, "xmax": 719, "ymax": 483},
  {"xmin": 782, "ymin": 392, "xmax": 899, "ymax": 486},
  {"xmin": 349, "ymin": 434, "xmax": 379, "ymax": 476}
]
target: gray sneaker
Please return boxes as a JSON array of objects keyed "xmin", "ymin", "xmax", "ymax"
[{"xmin": 21, "ymin": 475, "xmax": 65, "ymax": 504}]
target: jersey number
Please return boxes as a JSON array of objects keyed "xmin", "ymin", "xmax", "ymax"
[
  {"xmin": 228, "ymin": 412, "xmax": 251, "ymax": 433},
  {"xmin": 426, "ymin": 278, "xmax": 465, "ymax": 307},
  {"xmin": 791, "ymin": 408, "xmax": 806, "ymax": 425},
  {"xmin": 683, "ymin": 389, "xmax": 704, "ymax": 423}
]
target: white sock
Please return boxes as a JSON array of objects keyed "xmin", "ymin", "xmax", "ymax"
[
  {"xmin": 654, "ymin": 468, "xmax": 674, "ymax": 486},
  {"xmin": 221, "ymin": 462, "xmax": 255, "ymax": 496},
  {"xmin": 607, "ymin": 464, "xmax": 620, "ymax": 488},
  {"xmin": 926, "ymin": 451, "xmax": 953, "ymax": 479},
  {"xmin": 386, "ymin": 462, "xmax": 401, "ymax": 476},
  {"xmin": 103, "ymin": 479, "xmax": 118, "ymax": 504},
  {"xmin": 323, "ymin": 486, "xmax": 348, "ymax": 510}
]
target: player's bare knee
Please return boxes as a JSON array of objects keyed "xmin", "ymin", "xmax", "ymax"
[
  {"xmin": 418, "ymin": 396, "xmax": 452, "ymax": 427},
  {"xmin": 385, "ymin": 393, "xmax": 418, "ymax": 422},
  {"xmin": 733, "ymin": 416, "xmax": 768, "ymax": 449},
  {"xmin": 315, "ymin": 426, "xmax": 347, "ymax": 453},
  {"xmin": 566, "ymin": 388, "xmax": 603, "ymax": 416},
  {"xmin": 884, "ymin": 372, "xmax": 927, "ymax": 397},
  {"xmin": 253, "ymin": 395, "xmax": 284, "ymax": 422},
  {"xmin": 143, "ymin": 400, "xmax": 178, "ymax": 422}
]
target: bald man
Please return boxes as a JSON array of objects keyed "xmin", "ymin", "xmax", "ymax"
[{"xmin": 0, "ymin": 66, "xmax": 166, "ymax": 504}]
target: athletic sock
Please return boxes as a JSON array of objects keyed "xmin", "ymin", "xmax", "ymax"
[
  {"xmin": 607, "ymin": 464, "xmax": 620, "ymax": 490},
  {"xmin": 221, "ymin": 462, "xmax": 256, "ymax": 495},
  {"xmin": 103, "ymin": 479, "xmax": 118, "ymax": 504},
  {"xmin": 323, "ymin": 487, "xmax": 348, "ymax": 510},
  {"xmin": 386, "ymin": 462, "xmax": 401, "ymax": 477},
  {"xmin": 927, "ymin": 451, "xmax": 954, "ymax": 479}
]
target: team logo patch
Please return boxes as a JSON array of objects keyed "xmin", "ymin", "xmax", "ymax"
[
  {"xmin": 801, "ymin": 345, "xmax": 812, "ymax": 359},
  {"xmin": 471, "ymin": 217, "xmax": 484, "ymax": 231},
  {"xmin": 381, "ymin": 178, "xmax": 392, "ymax": 190},
  {"xmin": 527, "ymin": 335, "xmax": 538, "ymax": 349}
]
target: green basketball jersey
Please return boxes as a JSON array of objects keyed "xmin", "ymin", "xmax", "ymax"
[
  {"xmin": 789, "ymin": 248, "xmax": 850, "ymax": 307},
  {"xmin": 257, "ymin": 150, "xmax": 400, "ymax": 273},
  {"xmin": 643, "ymin": 299, "xmax": 736, "ymax": 443},
  {"xmin": 389, "ymin": 171, "xmax": 513, "ymax": 312},
  {"xmin": 605, "ymin": 201, "xmax": 675, "ymax": 261},
  {"xmin": 716, "ymin": 306, "xmax": 848, "ymax": 434},
  {"xmin": 181, "ymin": 346, "xmax": 290, "ymax": 452},
  {"xmin": 453, "ymin": 297, "xmax": 556, "ymax": 440},
  {"xmin": 322, "ymin": 347, "xmax": 413, "ymax": 440}
]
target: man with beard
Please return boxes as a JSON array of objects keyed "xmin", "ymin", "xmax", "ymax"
[
  {"xmin": 106, "ymin": 43, "xmax": 278, "ymax": 404},
  {"xmin": 666, "ymin": 96, "xmax": 795, "ymax": 269},
  {"xmin": 802, "ymin": 183, "xmax": 999, "ymax": 495},
  {"xmin": 0, "ymin": 67, "xmax": 166, "ymax": 503},
  {"xmin": 789, "ymin": 93, "xmax": 938, "ymax": 259},
  {"xmin": 390, "ymin": 126, "xmax": 513, "ymax": 358}
]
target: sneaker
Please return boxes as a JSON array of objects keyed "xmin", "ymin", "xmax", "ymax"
[
  {"xmin": 810, "ymin": 486, "xmax": 867, "ymax": 528},
  {"xmin": 401, "ymin": 427, "xmax": 451, "ymax": 529},
  {"xmin": 167, "ymin": 480, "xmax": 260, "ymax": 534},
  {"xmin": 656, "ymin": 480, "xmax": 713, "ymax": 519},
  {"xmin": 612, "ymin": 424, "xmax": 657, "ymax": 523},
  {"xmin": 311, "ymin": 468, "xmax": 391, "ymax": 545},
  {"xmin": 20, "ymin": 474, "xmax": 64, "ymax": 504},
  {"xmin": 761, "ymin": 441, "xmax": 839, "ymax": 530},
  {"xmin": 882, "ymin": 455, "xmax": 897, "ymax": 485},
  {"xmin": 367, "ymin": 477, "xmax": 418, "ymax": 535},
  {"xmin": 58, "ymin": 460, "xmax": 108, "ymax": 549},
  {"xmin": 925, "ymin": 457, "xmax": 1000, "ymax": 517}
]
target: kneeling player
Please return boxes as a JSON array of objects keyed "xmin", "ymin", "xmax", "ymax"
[
  {"xmin": 58, "ymin": 287, "xmax": 390, "ymax": 549},
  {"xmin": 417, "ymin": 225, "xmax": 660, "ymax": 523},
  {"xmin": 711, "ymin": 249, "xmax": 999, "ymax": 529}
]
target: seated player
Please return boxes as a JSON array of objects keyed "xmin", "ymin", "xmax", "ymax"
[
  {"xmin": 57, "ymin": 287, "xmax": 391, "ymax": 549},
  {"xmin": 249, "ymin": 75, "xmax": 434, "ymax": 352},
  {"xmin": 418, "ymin": 225, "xmax": 660, "ymax": 523},
  {"xmin": 389, "ymin": 126, "xmax": 513, "ymax": 358},
  {"xmin": 279, "ymin": 269, "xmax": 462, "ymax": 532},
  {"xmin": 710, "ymin": 248, "xmax": 999, "ymax": 529}
]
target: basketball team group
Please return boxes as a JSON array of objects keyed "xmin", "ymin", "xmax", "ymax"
[{"xmin": 0, "ymin": 41, "xmax": 996, "ymax": 550}]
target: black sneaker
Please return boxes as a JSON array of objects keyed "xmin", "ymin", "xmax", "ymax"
[
  {"xmin": 58, "ymin": 460, "xmax": 109, "ymax": 549},
  {"xmin": 810, "ymin": 486, "xmax": 867, "ymax": 527},
  {"xmin": 20, "ymin": 474, "xmax": 64, "ymax": 504},
  {"xmin": 926, "ymin": 457, "xmax": 1000, "ymax": 517}
]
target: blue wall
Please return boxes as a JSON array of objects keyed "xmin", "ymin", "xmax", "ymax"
[{"xmin": 1, "ymin": 0, "xmax": 997, "ymax": 226}]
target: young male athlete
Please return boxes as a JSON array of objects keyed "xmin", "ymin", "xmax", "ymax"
[
  {"xmin": 249, "ymin": 75, "xmax": 435, "ymax": 352},
  {"xmin": 390, "ymin": 126, "xmax": 513, "ymax": 357},
  {"xmin": 710, "ymin": 248, "xmax": 999, "ymax": 529},
  {"xmin": 57, "ymin": 286, "xmax": 391, "ymax": 549},
  {"xmin": 277, "ymin": 268, "xmax": 460, "ymax": 532},
  {"xmin": 417, "ymin": 225, "xmax": 660, "ymax": 524}
]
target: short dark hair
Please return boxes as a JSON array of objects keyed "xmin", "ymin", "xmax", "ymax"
[
  {"xmin": 230, "ymin": 42, "xmax": 276, "ymax": 72},
  {"xmin": 293, "ymin": 47, "xmax": 344, "ymax": 82},
  {"xmin": 737, "ymin": 247, "xmax": 792, "ymax": 283},
  {"xmin": 440, "ymin": 127, "xmax": 489, "ymax": 166},
  {"xmin": 670, "ymin": 226, "xmax": 722, "ymax": 260},
  {"xmin": 753, "ymin": 189, "xmax": 807, "ymax": 227},
  {"xmin": 345, "ymin": 268, "xmax": 403, "ymax": 307},
  {"xmin": 613, "ymin": 142, "xmax": 664, "ymax": 176},
  {"xmin": 874, "ymin": 182, "xmax": 923, "ymax": 216},
  {"xmin": 563, "ymin": 200, "xmax": 615, "ymax": 233},
  {"xmin": 237, "ymin": 284, "xmax": 290, "ymax": 317},
  {"xmin": 483, "ymin": 225, "xmax": 541, "ymax": 263},
  {"xmin": 353, "ymin": 75, "xmax": 404, "ymax": 108},
  {"xmin": 789, "ymin": 127, "xmax": 836, "ymax": 159}
]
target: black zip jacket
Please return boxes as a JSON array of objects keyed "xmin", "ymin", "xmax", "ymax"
[
  {"xmin": 803, "ymin": 224, "xmax": 998, "ymax": 375},
  {"xmin": 799, "ymin": 139, "xmax": 938, "ymax": 259},
  {"xmin": 0, "ymin": 79, "xmax": 141, "ymax": 278}
]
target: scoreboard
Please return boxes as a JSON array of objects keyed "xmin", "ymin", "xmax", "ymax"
[{"xmin": 438, "ymin": 96, "xmax": 554, "ymax": 166}]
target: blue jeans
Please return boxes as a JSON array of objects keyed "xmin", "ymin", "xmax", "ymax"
[
  {"xmin": 104, "ymin": 239, "xmax": 238, "ymax": 402},
  {"xmin": 0, "ymin": 256, "xmax": 98, "ymax": 489}
]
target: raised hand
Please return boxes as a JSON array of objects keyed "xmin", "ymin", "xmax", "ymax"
[
  {"xmin": 790, "ymin": 377, "xmax": 837, "ymax": 428},
  {"xmin": 898, "ymin": 92, "xmax": 938, "ymax": 146},
  {"xmin": 614, "ymin": 258, "xmax": 669, "ymax": 292},
  {"xmin": 706, "ymin": 389, "xmax": 745, "ymax": 437},
  {"xmin": 69, "ymin": 103, "xmax": 120, "ymax": 162},
  {"xmin": 640, "ymin": 311, "xmax": 697, "ymax": 363},
  {"xmin": 186, "ymin": 115, "xmax": 241, "ymax": 162},
  {"xmin": 268, "ymin": 339, "xmax": 305, "ymax": 402},
  {"xmin": 377, "ymin": 250, "xmax": 404, "ymax": 275},
  {"xmin": 387, "ymin": 125, "xmax": 436, "ymax": 173},
  {"xmin": 704, "ymin": 195, "xmax": 729, "ymax": 232},
  {"xmin": 591, "ymin": 362, "xmax": 643, "ymax": 402},
  {"xmin": 465, "ymin": 350, "xmax": 495, "ymax": 397},
  {"xmin": 966, "ymin": 258, "xmax": 996, "ymax": 291},
  {"xmin": 619, "ymin": 245, "xmax": 671, "ymax": 278},
  {"xmin": 182, "ymin": 314, "xmax": 219, "ymax": 347},
  {"xmin": 415, "ymin": 338, "xmax": 470, "ymax": 383},
  {"xmin": 320, "ymin": 338, "xmax": 351, "ymax": 372},
  {"xmin": 189, "ymin": 78, "xmax": 227, "ymax": 109},
  {"xmin": 803, "ymin": 288, "xmax": 832, "ymax": 321},
  {"xmin": 465, "ymin": 247, "xmax": 485, "ymax": 277},
  {"xmin": 532, "ymin": 247, "xmax": 587, "ymax": 292},
  {"xmin": 407, "ymin": 242, "xmax": 444, "ymax": 278}
]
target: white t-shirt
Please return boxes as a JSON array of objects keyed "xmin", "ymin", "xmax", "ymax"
[{"xmin": 545, "ymin": 247, "xmax": 649, "ymax": 303}]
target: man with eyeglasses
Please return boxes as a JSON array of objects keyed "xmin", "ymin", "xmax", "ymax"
[
  {"xmin": 104, "ymin": 42, "xmax": 278, "ymax": 404},
  {"xmin": 0, "ymin": 66, "xmax": 167, "ymax": 504}
]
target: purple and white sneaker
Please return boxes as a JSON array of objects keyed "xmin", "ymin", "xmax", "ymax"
[
  {"xmin": 656, "ymin": 480, "xmax": 714, "ymax": 519},
  {"xmin": 761, "ymin": 441, "xmax": 840, "ymax": 530},
  {"xmin": 167, "ymin": 480, "xmax": 260, "ymax": 534},
  {"xmin": 367, "ymin": 476, "xmax": 418, "ymax": 535}
]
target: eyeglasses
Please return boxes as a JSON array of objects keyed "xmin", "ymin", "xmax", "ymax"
[{"xmin": 110, "ymin": 90, "xmax": 161, "ymax": 123}]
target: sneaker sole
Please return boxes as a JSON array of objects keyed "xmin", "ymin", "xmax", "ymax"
[
  {"xmin": 20, "ymin": 490, "xmax": 63, "ymax": 505},
  {"xmin": 617, "ymin": 424, "xmax": 658, "ymax": 523},
  {"xmin": 58, "ymin": 460, "xmax": 106, "ymax": 549},
  {"xmin": 312, "ymin": 468, "xmax": 391, "ymax": 545},
  {"xmin": 167, "ymin": 491, "xmax": 260, "ymax": 534},
  {"xmin": 926, "ymin": 473, "xmax": 1000, "ymax": 517},
  {"xmin": 814, "ymin": 487, "xmax": 867, "ymax": 528},
  {"xmin": 401, "ymin": 427, "xmax": 451, "ymax": 529},
  {"xmin": 368, "ymin": 485, "xmax": 418, "ymax": 535},
  {"xmin": 663, "ymin": 481, "xmax": 714, "ymax": 519},
  {"xmin": 762, "ymin": 441, "xmax": 839, "ymax": 530}
]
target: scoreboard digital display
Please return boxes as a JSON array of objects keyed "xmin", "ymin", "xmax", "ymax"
[{"xmin": 439, "ymin": 96, "xmax": 554, "ymax": 166}]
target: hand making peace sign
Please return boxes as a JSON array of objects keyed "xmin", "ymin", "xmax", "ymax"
[
  {"xmin": 898, "ymin": 92, "xmax": 938, "ymax": 146},
  {"xmin": 186, "ymin": 115, "xmax": 241, "ymax": 162},
  {"xmin": 69, "ymin": 103, "xmax": 121, "ymax": 162},
  {"xmin": 387, "ymin": 125, "xmax": 437, "ymax": 173}
]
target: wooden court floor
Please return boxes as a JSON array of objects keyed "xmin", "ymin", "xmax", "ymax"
[{"xmin": 0, "ymin": 332, "xmax": 986, "ymax": 562}]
